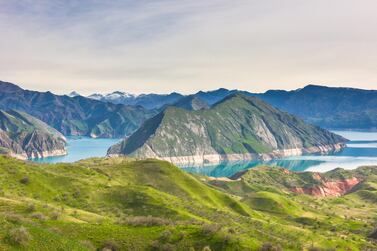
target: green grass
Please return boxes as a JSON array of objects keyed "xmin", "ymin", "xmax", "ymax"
[{"xmin": 0, "ymin": 156, "xmax": 375, "ymax": 250}]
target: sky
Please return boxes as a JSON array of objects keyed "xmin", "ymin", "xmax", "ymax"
[{"xmin": 0, "ymin": 0, "xmax": 377, "ymax": 95}]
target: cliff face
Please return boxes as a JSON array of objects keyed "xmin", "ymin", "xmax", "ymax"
[
  {"xmin": 108, "ymin": 94, "xmax": 347, "ymax": 165},
  {"xmin": 215, "ymin": 166, "xmax": 377, "ymax": 198},
  {"xmin": 0, "ymin": 110, "xmax": 67, "ymax": 159},
  {"xmin": 291, "ymin": 176, "xmax": 361, "ymax": 197}
]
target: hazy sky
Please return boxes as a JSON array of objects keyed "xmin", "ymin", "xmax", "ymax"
[{"xmin": 0, "ymin": 0, "xmax": 376, "ymax": 95}]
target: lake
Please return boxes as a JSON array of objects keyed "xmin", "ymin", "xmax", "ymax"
[
  {"xmin": 30, "ymin": 131, "xmax": 377, "ymax": 178},
  {"xmin": 181, "ymin": 130, "xmax": 377, "ymax": 177},
  {"xmin": 31, "ymin": 136, "xmax": 121, "ymax": 163}
]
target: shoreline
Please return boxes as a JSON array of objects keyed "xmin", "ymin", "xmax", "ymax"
[{"xmin": 109, "ymin": 143, "xmax": 346, "ymax": 166}]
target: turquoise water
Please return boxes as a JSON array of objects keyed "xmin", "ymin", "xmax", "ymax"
[
  {"xmin": 31, "ymin": 136, "xmax": 121, "ymax": 163},
  {"xmin": 30, "ymin": 131, "xmax": 377, "ymax": 177},
  {"xmin": 181, "ymin": 131, "xmax": 377, "ymax": 177}
]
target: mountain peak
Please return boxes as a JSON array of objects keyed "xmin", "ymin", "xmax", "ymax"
[
  {"xmin": 172, "ymin": 95, "xmax": 209, "ymax": 111},
  {"xmin": 0, "ymin": 81, "xmax": 23, "ymax": 93},
  {"xmin": 68, "ymin": 91, "xmax": 81, "ymax": 97}
]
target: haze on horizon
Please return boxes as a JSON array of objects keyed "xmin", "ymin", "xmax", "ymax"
[{"xmin": 0, "ymin": 0, "xmax": 376, "ymax": 95}]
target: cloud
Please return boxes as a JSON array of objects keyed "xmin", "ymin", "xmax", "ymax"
[{"xmin": 0, "ymin": 0, "xmax": 377, "ymax": 94}]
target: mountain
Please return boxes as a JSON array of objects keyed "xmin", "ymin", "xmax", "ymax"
[
  {"xmin": 170, "ymin": 95, "xmax": 209, "ymax": 111},
  {"xmin": 194, "ymin": 88, "xmax": 237, "ymax": 105},
  {"xmin": 108, "ymin": 94, "xmax": 346, "ymax": 165},
  {"xmin": 88, "ymin": 91, "xmax": 184, "ymax": 109},
  {"xmin": 67, "ymin": 91, "xmax": 81, "ymax": 97},
  {"xmin": 0, "ymin": 156, "xmax": 375, "ymax": 250},
  {"xmin": 0, "ymin": 110, "xmax": 66, "ymax": 159},
  {"xmin": 254, "ymin": 85, "xmax": 377, "ymax": 130},
  {"xmin": 0, "ymin": 81, "xmax": 157, "ymax": 138},
  {"xmin": 192, "ymin": 86, "xmax": 377, "ymax": 130}
]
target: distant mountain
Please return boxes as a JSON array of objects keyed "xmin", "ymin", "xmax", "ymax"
[
  {"xmin": 254, "ymin": 85, "xmax": 377, "ymax": 130},
  {"xmin": 0, "ymin": 109, "xmax": 66, "ymax": 159},
  {"xmin": 68, "ymin": 91, "xmax": 81, "ymax": 97},
  {"xmin": 0, "ymin": 81, "xmax": 157, "ymax": 138},
  {"xmin": 193, "ymin": 86, "xmax": 377, "ymax": 130},
  {"xmin": 108, "ymin": 94, "xmax": 346, "ymax": 165},
  {"xmin": 194, "ymin": 88, "xmax": 238, "ymax": 105},
  {"xmin": 171, "ymin": 95, "xmax": 209, "ymax": 111},
  {"xmin": 88, "ymin": 91, "xmax": 183, "ymax": 109}
]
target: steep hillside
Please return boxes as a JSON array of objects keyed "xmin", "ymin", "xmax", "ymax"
[
  {"xmin": 0, "ymin": 81, "xmax": 157, "ymax": 138},
  {"xmin": 109, "ymin": 94, "xmax": 346, "ymax": 165},
  {"xmin": 0, "ymin": 156, "xmax": 375, "ymax": 250},
  {"xmin": 0, "ymin": 110, "xmax": 66, "ymax": 159}
]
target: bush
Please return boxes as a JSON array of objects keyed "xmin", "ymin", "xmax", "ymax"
[
  {"xmin": 119, "ymin": 216, "xmax": 171, "ymax": 226},
  {"xmin": 4, "ymin": 213, "xmax": 24, "ymax": 224},
  {"xmin": 26, "ymin": 203, "xmax": 36, "ymax": 212},
  {"xmin": 19, "ymin": 176, "xmax": 30, "ymax": 185},
  {"xmin": 258, "ymin": 242, "xmax": 282, "ymax": 251},
  {"xmin": 7, "ymin": 226, "xmax": 31, "ymax": 246},
  {"xmin": 159, "ymin": 230, "xmax": 172, "ymax": 242},
  {"xmin": 201, "ymin": 224, "xmax": 222, "ymax": 235},
  {"xmin": 50, "ymin": 211, "xmax": 60, "ymax": 220},
  {"xmin": 31, "ymin": 212, "xmax": 46, "ymax": 221},
  {"xmin": 100, "ymin": 240, "xmax": 119, "ymax": 251}
]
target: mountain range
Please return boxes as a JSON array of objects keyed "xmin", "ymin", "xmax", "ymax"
[
  {"xmin": 108, "ymin": 94, "xmax": 346, "ymax": 165},
  {"xmin": 0, "ymin": 81, "xmax": 157, "ymax": 138},
  {"xmin": 88, "ymin": 91, "xmax": 183, "ymax": 109},
  {"xmin": 0, "ymin": 109, "xmax": 66, "ymax": 159},
  {"xmin": 85, "ymin": 84, "xmax": 377, "ymax": 130}
]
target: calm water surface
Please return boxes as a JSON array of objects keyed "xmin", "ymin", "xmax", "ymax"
[
  {"xmin": 31, "ymin": 131, "xmax": 377, "ymax": 177},
  {"xmin": 31, "ymin": 136, "xmax": 121, "ymax": 163},
  {"xmin": 181, "ymin": 131, "xmax": 377, "ymax": 177}
]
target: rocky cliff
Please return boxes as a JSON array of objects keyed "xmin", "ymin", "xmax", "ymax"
[
  {"xmin": 108, "ymin": 94, "xmax": 347, "ymax": 165},
  {"xmin": 221, "ymin": 166, "xmax": 377, "ymax": 198},
  {"xmin": 0, "ymin": 110, "xmax": 67, "ymax": 159}
]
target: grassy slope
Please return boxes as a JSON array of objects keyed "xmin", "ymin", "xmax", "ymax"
[
  {"xmin": 0, "ymin": 156, "xmax": 375, "ymax": 250},
  {"xmin": 208, "ymin": 166, "xmax": 377, "ymax": 250}
]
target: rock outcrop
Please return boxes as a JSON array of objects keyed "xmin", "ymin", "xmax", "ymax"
[
  {"xmin": 108, "ymin": 94, "xmax": 347, "ymax": 165},
  {"xmin": 291, "ymin": 176, "xmax": 361, "ymax": 197},
  {"xmin": 0, "ymin": 109, "xmax": 67, "ymax": 159}
]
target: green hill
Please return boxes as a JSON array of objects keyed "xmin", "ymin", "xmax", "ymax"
[
  {"xmin": 0, "ymin": 156, "xmax": 375, "ymax": 250},
  {"xmin": 0, "ymin": 110, "xmax": 66, "ymax": 159},
  {"xmin": 108, "ymin": 94, "xmax": 346, "ymax": 165}
]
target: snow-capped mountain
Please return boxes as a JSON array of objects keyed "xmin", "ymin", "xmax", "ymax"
[
  {"xmin": 86, "ymin": 91, "xmax": 183, "ymax": 109},
  {"xmin": 67, "ymin": 91, "xmax": 81, "ymax": 97}
]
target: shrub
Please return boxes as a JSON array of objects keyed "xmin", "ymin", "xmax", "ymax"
[
  {"xmin": 4, "ymin": 213, "xmax": 24, "ymax": 224},
  {"xmin": 72, "ymin": 189, "xmax": 81, "ymax": 198},
  {"xmin": 26, "ymin": 203, "xmax": 36, "ymax": 213},
  {"xmin": 100, "ymin": 240, "xmax": 119, "ymax": 251},
  {"xmin": 31, "ymin": 212, "xmax": 46, "ymax": 221},
  {"xmin": 119, "ymin": 216, "xmax": 171, "ymax": 226},
  {"xmin": 19, "ymin": 176, "xmax": 30, "ymax": 185},
  {"xmin": 258, "ymin": 242, "xmax": 282, "ymax": 251},
  {"xmin": 159, "ymin": 230, "xmax": 172, "ymax": 242},
  {"xmin": 7, "ymin": 226, "xmax": 31, "ymax": 246},
  {"xmin": 201, "ymin": 224, "xmax": 222, "ymax": 235},
  {"xmin": 308, "ymin": 247, "xmax": 322, "ymax": 251},
  {"xmin": 50, "ymin": 211, "xmax": 60, "ymax": 220}
]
